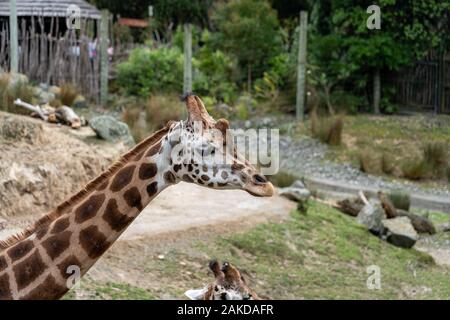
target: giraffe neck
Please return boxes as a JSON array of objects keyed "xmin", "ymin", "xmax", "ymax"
[{"xmin": 0, "ymin": 125, "xmax": 177, "ymax": 300}]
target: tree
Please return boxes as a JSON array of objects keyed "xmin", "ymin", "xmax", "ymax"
[
  {"xmin": 212, "ymin": 0, "xmax": 283, "ymax": 93},
  {"xmin": 309, "ymin": 0, "xmax": 449, "ymax": 113}
]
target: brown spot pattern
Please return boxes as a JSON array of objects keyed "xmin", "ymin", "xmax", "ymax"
[
  {"xmin": 201, "ymin": 175, "xmax": 210, "ymax": 181},
  {"xmin": 13, "ymin": 250, "xmax": 47, "ymax": 290},
  {"xmin": 146, "ymin": 141, "xmax": 162, "ymax": 157},
  {"xmin": 75, "ymin": 193, "xmax": 106, "ymax": 223},
  {"xmin": 0, "ymin": 274, "xmax": 12, "ymax": 300},
  {"xmin": 139, "ymin": 163, "xmax": 157, "ymax": 180},
  {"xmin": 7, "ymin": 240, "xmax": 33, "ymax": 261},
  {"xmin": 21, "ymin": 275, "xmax": 67, "ymax": 300},
  {"xmin": 173, "ymin": 164, "xmax": 182, "ymax": 172},
  {"xmin": 0, "ymin": 255, "xmax": 7, "ymax": 272},
  {"xmin": 123, "ymin": 187, "xmax": 143, "ymax": 210},
  {"xmin": 41, "ymin": 231, "xmax": 72, "ymax": 260},
  {"xmin": 182, "ymin": 174, "xmax": 193, "ymax": 183},
  {"xmin": 103, "ymin": 199, "xmax": 134, "ymax": 232},
  {"xmin": 232, "ymin": 163, "xmax": 245, "ymax": 171},
  {"xmin": 221, "ymin": 171, "xmax": 228, "ymax": 179},
  {"xmin": 96, "ymin": 180, "xmax": 109, "ymax": 191},
  {"xmin": 36, "ymin": 224, "xmax": 49, "ymax": 240},
  {"xmin": 146, "ymin": 182, "xmax": 158, "ymax": 197},
  {"xmin": 110, "ymin": 165, "xmax": 135, "ymax": 192},
  {"xmin": 57, "ymin": 255, "xmax": 82, "ymax": 280},
  {"xmin": 79, "ymin": 226, "xmax": 110, "ymax": 259},
  {"xmin": 163, "ymin": 171, "xmax": 176, "ymax": 184},
  {"xmin": 51, "ymin": 217, "xmax": 70, "ymax": 234}
]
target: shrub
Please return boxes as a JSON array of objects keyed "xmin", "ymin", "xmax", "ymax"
[
  {"xmin": 0, "ymin": 74, "xmax": 35, "ymax": 114},
  {"xmin": 330, "ymin": 90, "xmax": 364, "ymax": 114},
  {"xmin": 123, "ymin": 94, "xmax": 184, "ymax": 142},
  {"xmin": 59, "ymin": 83, "xmax": 78, "ymax": 106},
  {"xmin": 422, "ymin": 142, "xmax": 448, "ymax": 176},
  {"xmin": 381, "ymin": 153, "xmax": 396, "ymax": 175},
  {"xmin": 268, "ymin": 171, "xmax": 299, "ymax": 188},
  {"xmin": 117, "ymin": 46, "xmax": 184, "ymax": 97},
  {"xmin": 311, "ymin": 114, "xmax": 344, "ymax": 146},
  {"xmin": 387, "ymin": 190, "xmax": 411, "ymax": 211},
  {"xmin": 358, "ymin": 151, "xmax": 382, "ymax": 175},
  {"xmin": 401, "ymin": 160, "xmax": 429, "ymax": 180}
]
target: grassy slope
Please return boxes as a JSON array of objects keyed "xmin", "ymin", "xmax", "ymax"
[{"xmin": 65, "ymin": 201, "xmax": 450, "ymax": 300}]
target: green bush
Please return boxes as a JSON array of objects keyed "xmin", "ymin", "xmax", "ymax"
[
  {"xmin": 422, "ymin": 142, "xmax": 448, "ymax": 176},
  {"xmin": 311, "ymin": 114, "xmax": 344, "ymax": 146},
  {"xmin": 358, "ymin": 151, "xmax": 382, "ymax": 175},
  {"xmin": 401, "ymin": 160, "xmax": 429, "ymax": 180},
  {"xmin": 387, "ymin": 190, "xmax": 411, "ymax": 211},
  {"xmin": 117, "ymin": 46, "xmax": 184, "ymax": 97}
]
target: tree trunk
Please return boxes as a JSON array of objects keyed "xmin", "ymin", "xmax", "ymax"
[
  {"xmin": 247, "ymin": 64, "xmax": 252, "ymax": 95},
  {"xmin": 373, "ymin": 68, "xmax": 380, "ymax": 114},
  {"xmin": 324, "ymin": 85, "xmax": 335, "ymax": 115}
]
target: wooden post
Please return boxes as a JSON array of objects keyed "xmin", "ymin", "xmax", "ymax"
[
  {"xmin": 9, "ymin": 0, "xmax": 18, "ymax": 73},
  {"xmin": 183, "ymin": 23, "xmax": 192, "ymax": 94},
  {"xmin": 296, "ymin": 11, "xmax": 308, "ymax": 121},
  {"xmin": 100, "ymin": 10, "xmax": 109, "ymax": 106},
  {"xmin": 373, "ymin": 68, "xmax": 380, "ymax": 114}
]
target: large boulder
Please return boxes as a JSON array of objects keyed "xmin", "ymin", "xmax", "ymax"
[
  {"xmin": 396, "ymin": 209, "xmax": 436, "ymax": 235},
  {"xmin": 381, "ymin": 217, "xmax": 418, "ymax": 249},
  {"xmin": 356, "ymin": 202, "xmax": 386, "ymax": 235},
  {"xmin": 89, "ymin": 115, "xmax": 135, "ymax": 147}
]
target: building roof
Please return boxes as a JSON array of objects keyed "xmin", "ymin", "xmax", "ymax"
[
  {"xmin": 0, "ymin": 0, "xmax": 101, "ymax": 19},
  {"xmin": 118, "ymin": 18, "xmax": 148, "ymax": 28}
]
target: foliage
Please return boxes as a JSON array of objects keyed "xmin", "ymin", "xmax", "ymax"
[
  {"xmin": 401, "ymin": 159, "xmax": 429, "ymax": 180},
  {"xmin": 311, "ymin": 113, "xmax": 344, "ymax": 146},
  {"xmin": 122, "ymin": 94, "xmax": 184, "ymax": 142},
  {"xmin": 422, "ymin": 142, "xmax": 448, "ymax": 176},
  {"xmin": 0, "ymin": 74, "xmax": 35, "ymax": 114},
  {"xmin": 308, "ymin": 0, "xmax": 450, "ymax": 113},
  {"xmin": 117, "ymin": 46, "xmax": 184, "ymax": 96},
  {"xmin": 192, "ymin": 30, "xmax": 239, "ymax": 104},
  {"xmin": 212, "ymin": 0, "xmax": 283, "ymax": 89},
  {"xmin": 358, "ymin": 151, "xmax": 382, "ymax": 175},
  {"xmin": 387, "ymin": 190, "xmax": 411, "ymax": 211}
]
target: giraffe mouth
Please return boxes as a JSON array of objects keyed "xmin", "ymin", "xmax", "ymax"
[{"xmin": 243, "ymin": 180, "xmax": 275, "ymax": 197}]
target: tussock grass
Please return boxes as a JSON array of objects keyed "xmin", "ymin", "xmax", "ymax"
[
  {"xmin": 387, "ymin": 190, "xmax": 411, "ymax": 211},
  {"xmin": 59, "ymin": 83, "xmax": 78, "ymax": 106}
]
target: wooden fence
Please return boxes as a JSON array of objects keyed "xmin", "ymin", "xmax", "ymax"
[
  {"xmin": 0, "ymin": 16, "xmax": 102, "ymax": 103},
  {"xmin": 392, "ymin": 50, "xmax": 449, "ymax": 114}
]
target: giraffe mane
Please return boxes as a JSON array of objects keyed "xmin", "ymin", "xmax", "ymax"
[{"xmin": 0, "ymin": 122, "xmax": 174, "ymax": 251}]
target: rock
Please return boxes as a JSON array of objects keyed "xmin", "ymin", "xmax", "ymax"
[
  {"xmin": 356, "ymin": 202, "xmax": 386, "ymax": 235},
  {"xmin": 89, "ymin": 115, "xmax": 135, "ymax": 147},
  {"xmin": 278, "ymin": 186, "xmax": 311, "ymax": 202},
  {"xmin": 291, "ymin": 180, "xmax": 306, "ymax": 189},
  {"xmin": 34, "ymin": 87, "xmax": 56, "ymax": 104},
  {"xmin": 396, "ymin": 209, "xmax": 436, "ymax": 235},
  {"xmin": 0, "ymin": 114, "xmax": 45, "ymax": 144},
  {"xmin": 381, "ymin": 217, "xmax": 418, "ymax": 248},
  {"xmin": 437, "ymin": 222, "xmax": 450, "ymax": 232},
  {"xmin": 336, "ymin": 197, "xmax": 365, "ymax": 217},
  {"xmin": 49, "ymin": 85, "xmax": 61, "ymax": 96}
]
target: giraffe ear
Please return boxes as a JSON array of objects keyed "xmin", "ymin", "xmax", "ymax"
[
  {"xmin": 185, "ymin": 288, "xmax": 207, "ymax": 300},
  {"xmin": 215, "ymin": 119, "xmax": 229, "ymax": 138}
]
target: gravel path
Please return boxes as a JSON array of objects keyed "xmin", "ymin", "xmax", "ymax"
[{"xmin": 279, "ymin": 136, "xmax": 450, "ymax": 198}]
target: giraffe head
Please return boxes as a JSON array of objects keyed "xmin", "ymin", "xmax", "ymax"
[
  {"xmin": 185, "ymin": 260, "xmax": 261, "ymax": 300},
  {"xmin": 164, "ymin": 94, "xmax": 274, "ymax": 197}
]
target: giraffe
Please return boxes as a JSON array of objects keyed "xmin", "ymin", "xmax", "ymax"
[
  {"xmin": 0, "ymin": 94, "xmax": 274, "ymax": 300},
  {"xmin": 185, "ymin": 260, "xmax": 262, "ymax": 300}
]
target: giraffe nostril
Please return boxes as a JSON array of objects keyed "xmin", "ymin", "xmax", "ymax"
[{"xmin": 252, "ymin": 174, "xmax": 267, "ymax": 185}]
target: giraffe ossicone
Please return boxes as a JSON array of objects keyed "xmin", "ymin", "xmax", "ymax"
[
  {"xmin": 0, "ymin": 94, "xmax": 274, "ymax": 300},
  {"xmin": 185, "ymin": 260, "xmax": 262, "ymax": 300}
]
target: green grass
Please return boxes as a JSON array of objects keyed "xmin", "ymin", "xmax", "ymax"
[
  {"xmin": 65, "ymin": 201, "xmax": 450, "ymax": 300},
  {"xmin": 64, "ymin": 282, "xmax": 156, "ymax": 300}
]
